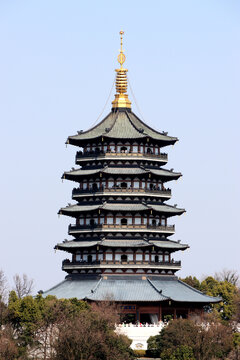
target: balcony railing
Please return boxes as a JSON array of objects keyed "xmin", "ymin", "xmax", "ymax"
[
  {"xmin": 76, "ymin": 150, "xmax": 168, "ymax": 161},
  {"xmin": 68, "ymin": 223, "xmax": 175, "ymax": 233},
  {"xmin": 62, "ymin": 259, "xmax": 181, "ymax": 267},
  {"xmin": 72, "ymin": 186, "xmax": 171, "ymax": 196}
]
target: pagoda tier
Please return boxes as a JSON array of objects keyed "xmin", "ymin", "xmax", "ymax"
[{"xmin": 66, "ymin": 109, "xmax": 178, "ymax": 148}]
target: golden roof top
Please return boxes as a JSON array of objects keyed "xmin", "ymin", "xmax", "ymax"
[{"xmin": 112, "ymin": 31, "xmax": 131, "ymax": 109}]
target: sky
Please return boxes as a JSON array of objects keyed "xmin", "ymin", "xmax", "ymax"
[{"xmin": 0, "ymin": 0, "xmax": 239, "ymax": 293}]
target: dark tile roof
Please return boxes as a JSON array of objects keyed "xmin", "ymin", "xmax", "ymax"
[
  {"xmin": 42, "ymin": 276, "xmax": 221, "ymax": 303},
  {"xmin": 67, "ymin": 110, "xmax": 178, "ymax": 146},
  {"xmin": 55, "ymin": 238, "xmax": 188, "ymax": 250},
  {"xmin": 59, "ymin": 201, "xmax": 185, "ymax": 216}
]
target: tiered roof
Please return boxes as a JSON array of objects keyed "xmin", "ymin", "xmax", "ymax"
[
  {"xmin": 67, "ymin": 110, "xmax": 178, "ymax": 147},
  {"xmin": 63, "ymin": 165, "xmax": 182, "ymax": 182},
  {"xmin": 59, "ymin": 202, "xmax": 185, "ymax": 217},
  {"xmin": 55, "ymin": 238, "xmax": 189, "ymax": 251}
]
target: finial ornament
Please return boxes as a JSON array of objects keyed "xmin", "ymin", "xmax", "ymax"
[
  {"xmin": 112, "ymin": 30, "xmax": 131, "ymax": 110},
  {"xmin": 118, "ymin": 30, "xmax": 126, "ymax": 67}
]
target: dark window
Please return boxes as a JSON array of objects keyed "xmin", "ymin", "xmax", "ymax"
[
  {"xmin": 121, "ymin": 254, "xmax": 128, "ymax": 261},
  {"xmin": 120, "ymin": 146, "xmax": 127, "ymax": 152},
  {"xmin": 90, "ymin": 219, "xmax": 95, "ymax": 226},
  {"xmin": 92, "ymin": 183, "xmax": 98, "ymax": 191},
  {"xmin": 121, "ymin": 218, "xmax": 128, "ymax": 226},
  {"xmin": 155, "ymin": 255, "xmax": 159, "ymax": 262},
  {"xmin": 87, "ymin": 255, "xmax": 92, "ymax": 263},
  {"xmin": 121, "ymin": 182, "xmax": 127, "ymax": 189}
]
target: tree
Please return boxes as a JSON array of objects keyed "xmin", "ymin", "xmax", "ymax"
[
  {"xmin": 53, "ymin": 302, "xmax": 135, "ymax": 360},
  {"xmin": 0, "ymin": 269, "xmax": 8, "ymax": 302},
  {"xmin": 0, "ymin": 325, "xmax": 18, "ymax": 360},
  {"xmin": 180, "ymin": 276, "xmax": 201, "ymax": 291},
  {"xmin": 201, "ymin": 276, "xmax": 238, "ymax": 320},
  {"xmin": 0, "ymin": 270, "xmax": 8, "ymax": 326},
  {"xmin": 13, "ymin": 273, "xmax": 34, "ymax": 298},
  {"xmin": 147, "ymin": 317, "xmax": 233, "ymax": 360},
  {"xmin": 182, "ymin": 274, "xmax": 239, "ymax": 321},
  {"xmin": 160, "ymin": 345, "xmax": 195, "ymax": 360},
  {"xmin": 214, "ymin": 269, "xmax": 239, "ymax": 287},
  {"xmin": 31, "ymin": 295, "xmax": 89, "ymax": 360}
]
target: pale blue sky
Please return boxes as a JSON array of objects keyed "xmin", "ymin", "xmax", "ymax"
[{"xmin": 0, "ymin": 0, "xmax": 239, "ymax": 292}]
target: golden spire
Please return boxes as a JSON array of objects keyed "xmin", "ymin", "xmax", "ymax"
[{"xmin": 112, "ymin": 31, "xmax": 131, "ymax": 109}]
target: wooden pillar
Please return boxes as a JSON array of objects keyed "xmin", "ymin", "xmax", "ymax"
[
  {"xmin": 158, "ymin": 305, "xmax": 162, "ymax": 322},
  {"xmin": 174, "ymin": 308, "xmax": 177, "ymax": 320}
]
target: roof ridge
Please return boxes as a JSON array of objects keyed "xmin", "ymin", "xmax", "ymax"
[
  {"xmin": 130, "ymin": 111, "xmax": 177, "ymax": 139},
  {"xmin": 90, "ymin": 277, "xmax": 103, "ymax": 294},
  {"xmin": 147, "ymin": 278, "xmax": 169, "ymax": 300},
  {"xmin": 78, "ymin": 112, "xmax": 114, "ymax": 136},
  {"xmin": 125, "ymin": 111, "xmax": 147, "ymax": 135},
  {"xmin": 104, "ymin": 110, "xmax": 119, "ymax": 135}
]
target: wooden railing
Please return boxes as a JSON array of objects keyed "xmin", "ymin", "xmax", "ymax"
[
  {"xmin": 76, "ymin": 151, "xmax": 168, "ymax": 161},
  {"xmin": 62, "ymin": 259, "xmax": 181, "ymax": 267},
  {"xmin": 72, "ymin": 187, "xmax": 171, "ymax": 196},
  {"xmin": 68, "ymin": 224, "xmax": 175, "ymax": 232}
]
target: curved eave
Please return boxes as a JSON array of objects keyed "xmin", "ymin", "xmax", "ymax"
[
  {"xmin": 66, "ymin": 110, "xmax": 178, "ymax": 148},
  {"xmin": 42, "ymin": 276, "xmax": 220, "ymax": 303},
  {"xmin": 58, "ymin": 202, "xmax": 185, "ymax": 217},
  {"xmin": 55, "ymin": 239, "xmax": 189, "ymax": 252},
  {"xmin": 62, "ymin": 167, "xmax": 182, "ymax": 182}
]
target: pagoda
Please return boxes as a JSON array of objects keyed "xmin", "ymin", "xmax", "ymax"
[{"xmin": 43, "ymin": 31, "xmax": 220, "ymax": 323}]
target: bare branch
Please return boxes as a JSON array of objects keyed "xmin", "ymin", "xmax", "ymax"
[
  {"xmin": 214, "ymin": 269, "xmax": 239, "ymax": 287},
  {"xmin": 13, "ymin": 273, "xmax": 34, "ymax": 298},
  {"xmin": 0, "ymin": 269, "xmax": 8, "ymax": 303}
]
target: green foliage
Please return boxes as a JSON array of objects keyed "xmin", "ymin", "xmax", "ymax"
[
  {"xmin": 161, "ymin": 345, "xmax": 195, "ymax": 360},
  {"xmin": 7, "ymin": 291, "xmax": 90, "ymax": 358},
  {"xmin": 133, "ymin": 349, "xmax": 146, "ymax": 357},
  {"xmin": 233, "ymin": 332, "xmax": 240, "ymax": 348},
  {"xmin": 147, "ymin": 333, "xmax": 162, "ymax": 357},
  {"xmin": 181, "ymin": 275, "xmax": 239, "ymax": 321},
  {"xmin": 147, "ymin": 318, "xmax": 233, "ymax": 360}
]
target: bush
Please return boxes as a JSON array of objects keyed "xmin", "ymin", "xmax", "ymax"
[{"xmin": 133, "ymin": 349, "xmax": 146, "ymax": 357}]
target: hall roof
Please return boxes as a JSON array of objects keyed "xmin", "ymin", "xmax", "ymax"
[
  {"xmin": 67, "ymin": 110, "xmax": 178, "ymax": 147},
  {"xmin": 42, "ymin": 276, "xmax": 221, "ymax": 303},
  {"xmin": 59, "ymin": 201, "xmax": 185, "ymax": 217}
]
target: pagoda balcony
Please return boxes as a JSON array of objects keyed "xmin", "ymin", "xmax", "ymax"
[
  {"xmin": 62, "ymin": 259, "xmax": 181, "ymax": 271},
  {"xmin": 76, "ymin": 150, "xmax": 168, "ymax": 162},
  {"xmin": 72, "ymin": 186, "xmax": 171, "ymax": 198},
  {"xmin": 68, "ymin": 223, "xmax": 175, "ymax": 235}
]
